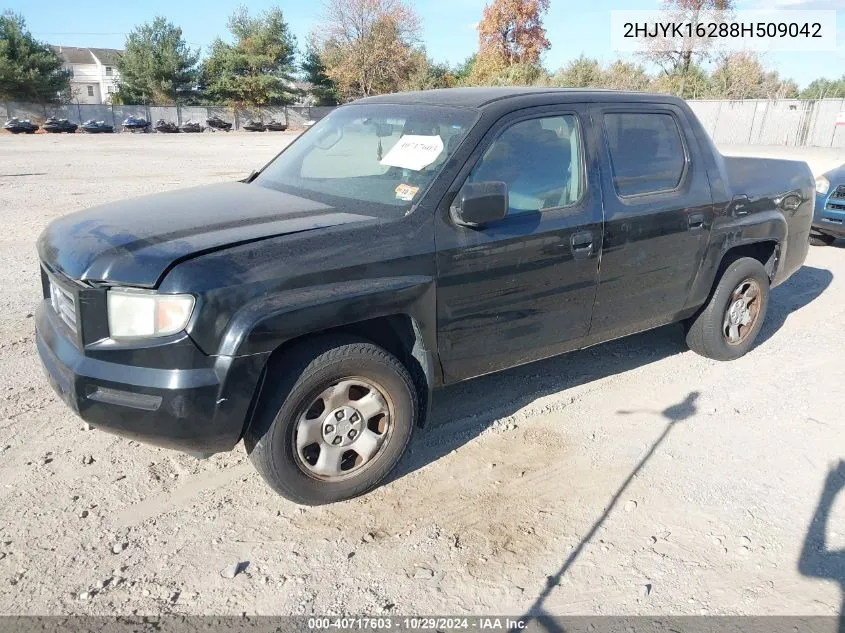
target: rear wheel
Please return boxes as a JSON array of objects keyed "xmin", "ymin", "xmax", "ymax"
[
  {"xmin": 810, "ymin": 233, "xmax": 835, "ymax": 247},
  {"xmin": 685, "ymin": 257, "xmax": 770, "ymax": 361},
  {"xmin": 245, "ymin": 336, "xmax": 417, "ymax": 505}
]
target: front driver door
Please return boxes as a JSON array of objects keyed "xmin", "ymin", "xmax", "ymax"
[{"xmin": 434, "ymin": 105, "xmax": 604, "ymax": 383}]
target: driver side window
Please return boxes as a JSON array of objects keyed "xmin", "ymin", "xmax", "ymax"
[{"xmin": 467, "ymin": 114, "xmax": 583, "ymax": 215}]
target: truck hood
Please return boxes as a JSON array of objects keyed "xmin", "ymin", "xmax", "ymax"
[{"xmin": 37, "ymin": 182, "xmax": 375, "ymax": 287}]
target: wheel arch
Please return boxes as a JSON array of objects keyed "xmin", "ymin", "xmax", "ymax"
[
  {"xmin": 237, "ymin": 313, "xmax": 437, "ymax": 444},
  {"xmin": 686, "ymin": 212, "xmax": 785, "ymax": 313},
  {"xmin": 693, "ymin": 239, "xmax": 779, "ymax": 311}
]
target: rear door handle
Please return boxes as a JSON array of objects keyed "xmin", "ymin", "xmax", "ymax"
[
  {"xmin": 570, "ymin": 231, "xmax": 594, "ymax": 259},
  {"xmin": 688, "ymin": 212, "xmax": 705, "ymax": 230}
]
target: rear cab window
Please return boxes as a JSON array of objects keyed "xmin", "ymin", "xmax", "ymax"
[{"xmin": 603, "ymin": 112, "xmax": 687, "ymax": 197}]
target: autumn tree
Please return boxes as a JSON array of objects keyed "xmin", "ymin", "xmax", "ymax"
[
  {"xmin": 708, "ymin": 51, "xmax": 797, "ymax": 100},
  {"xmin": 640, "ymin": 0, "xmax": 734, "ymax": 96},
  {"xmin": 470, "ymin": 0, "xmax": 550, "ymax": 83},
  {"xmin": 317, "ymin": 0, "xmax": 422, "ymax": 100},
  {"xmin": 0, "ymin": 12, "xmax": 70, "ymax": 103},
  {"xmin": 201, "ymin": 6, "xmax": 297, "ymax": 106},
  {"xmin": 115, "ymin": 17, "xmax": 199, "ymax": 104}
]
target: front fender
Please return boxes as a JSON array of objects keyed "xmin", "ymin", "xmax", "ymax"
[{"xmin": 217, "ymin": 276, "xmax": 437, "ymax": 358}]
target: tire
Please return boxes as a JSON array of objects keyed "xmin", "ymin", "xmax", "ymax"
[
  {"xmin": 685, "ymin": 257, "xmax": 770, "ymax": 361},
  {"xmin": 809, "ymin": 233, "xmax": 835, "ymax": 247},
  {"xmin": 245, "ymin": 336, "xmax": 417, "ymax": 505}
]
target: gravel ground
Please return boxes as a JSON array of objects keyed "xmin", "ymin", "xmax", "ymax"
[{"xmin": 1, "ymin": 133, "xmax": 844, "ymax": 617}]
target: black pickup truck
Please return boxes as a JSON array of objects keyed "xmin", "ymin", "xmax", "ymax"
[{"xmin": 36, "ymin": 88, "xmax": 813, "ymax": 504}]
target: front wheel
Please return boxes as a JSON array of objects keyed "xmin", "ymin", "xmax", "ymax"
[
  {"xmin": 685, "ymin": 257, "xmax": 770, "ymax": 361},
  {"xmin": 245, "ymin": 337, "xmax": 417, "ymax": 505}
]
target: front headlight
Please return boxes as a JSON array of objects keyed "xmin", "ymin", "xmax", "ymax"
[
  {"xmin": 816, "ymin": 175, "xmax": 830, "ymax": 195},
  {"xmin": 107, "ymin": 289, "xmax": 195, "ymax": 339}
]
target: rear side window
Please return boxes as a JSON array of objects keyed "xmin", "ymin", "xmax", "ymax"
[{"xmin": 604, "ymin": 112, "xmax": 686, "ymax": 197}]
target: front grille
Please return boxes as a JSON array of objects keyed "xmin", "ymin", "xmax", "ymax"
[
  {"xmin": 49, "ymin": 277, "xmax": 78, "ymax": 333},
  {"xmin": 828, "ymin": 185, "xmax": 845, "ymax": 201}
]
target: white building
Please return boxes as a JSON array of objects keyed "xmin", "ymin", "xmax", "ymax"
[{"xmin": 50, "ymin": 46, "xmax": 122, "ymax": 104}]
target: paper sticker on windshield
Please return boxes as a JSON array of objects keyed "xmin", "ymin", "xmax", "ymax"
[
  {"xmin": 395, "ymin": 184, "xmax": 419, "ymax": 201},
  {"xmin": 380, "ymin": 135, "xmax": 443, "ymax": 171}
]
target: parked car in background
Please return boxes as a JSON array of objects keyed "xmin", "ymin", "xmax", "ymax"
[
  {"xmin": 35, "ymin": 88, "xmax": 814, "ymax": 505},
  {"xmin": 813, "ymin": 166, "xmax": 845, "ymax": 245}
]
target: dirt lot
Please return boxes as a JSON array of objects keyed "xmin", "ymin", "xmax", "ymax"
[{"xmin": 1, "ymin": 133, "xmax": 844, "ymax": 617}]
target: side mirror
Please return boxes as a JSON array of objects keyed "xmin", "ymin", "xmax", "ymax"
[{"xmin": 452, "ymin": 181, "xmax": 508, "ymax": 227}]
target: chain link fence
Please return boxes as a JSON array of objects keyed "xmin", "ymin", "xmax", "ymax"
[
  {"xmin": 5, "ymin": 99, "xmax": 845, "ymax": 147},
  {"xmin": 0, "ymin": 103, "xmax": 336, "ymax": 131}
]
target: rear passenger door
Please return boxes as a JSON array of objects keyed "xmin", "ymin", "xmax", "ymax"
[
  {"xmin": 434, "ymin": 105, "xmax": 603, "ymax": 382},
  {"xmin": 588, "ymin": 104, "xmax": 714, "ymax": 341}
]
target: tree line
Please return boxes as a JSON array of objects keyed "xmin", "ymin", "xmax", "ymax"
[{"xmin": 2, "ymin": 0, "xmax": 845, "ymax": 107}]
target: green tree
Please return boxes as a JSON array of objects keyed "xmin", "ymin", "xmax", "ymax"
[
  {"xmin": 115, "ymin": 17, "xmax": 199, "ymax": 104},
  {"xmin": 0, "ymin": 12, "xmax": 70, "ymax": 103},
  {"xmin": 301, "ymin": 41, "xmax": 338, "ymax": 105},
  {"xmin": 550, "ymin": 55, "xmax": 603, "ymax": 88},
  {"xmin": 602, "ymin": 60, "xmax": 650, "ymax": 91},
  {"xmin": 201, "ymin": 6, "xmax": 297, "ymax": 106},
  {"xmin": 402, "ymin": 55, "xmax": 456, "ymax": 90},
  {"xmin": 652, "ymin": 63, "xmax": 710, "ymax": 98},
  {"xmin": 488, "ymin": 62, "xmax": 546, "ymax": 86},
  {"xmin": 801, "ymin": 77, "xmax": 845, "ymax": 99},
  {"xmin": 453, "ymin": 55, "xmax": 476, "ymax": 84}
]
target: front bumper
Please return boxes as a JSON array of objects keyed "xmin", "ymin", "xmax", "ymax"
[
  {"xmin": 814, "ymin": 190, "xmax": 845, "ymax": 237},
  {"xmin": 35, "ymin": 300, "xmax": 268, "ymax": 454}
]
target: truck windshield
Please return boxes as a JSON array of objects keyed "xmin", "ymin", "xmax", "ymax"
[{"xmin": 254, "ymin": 104, "xmax": 479, "ymax": 218}]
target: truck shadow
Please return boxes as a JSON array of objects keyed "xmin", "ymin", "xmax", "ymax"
[
  {"xmin": 757, "ymin": 265, "xmax": 833, "ymax": 345},
  {"xmin": 396, "ymin": 321, "xmax": 688, "ymax": 478},
  {"xmin": 507, "ymin": 392, "xmax": 699, "ymax": 631},
  {"xmin": 396, "ymin": 264, "xmax": 831, "ymax": 480},
  {"xmin": 799, "ymin": 460, "xmax": 845, "ymax": 633}
]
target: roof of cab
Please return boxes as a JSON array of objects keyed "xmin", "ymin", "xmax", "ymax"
[{"xmin": 354, "ymin": 87, "xmax": 679, "ymax": 109}]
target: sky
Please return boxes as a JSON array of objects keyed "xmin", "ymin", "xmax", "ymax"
[{"xmin": 6, "ymin": 0, "xmax": 845, "ymax": 89}]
